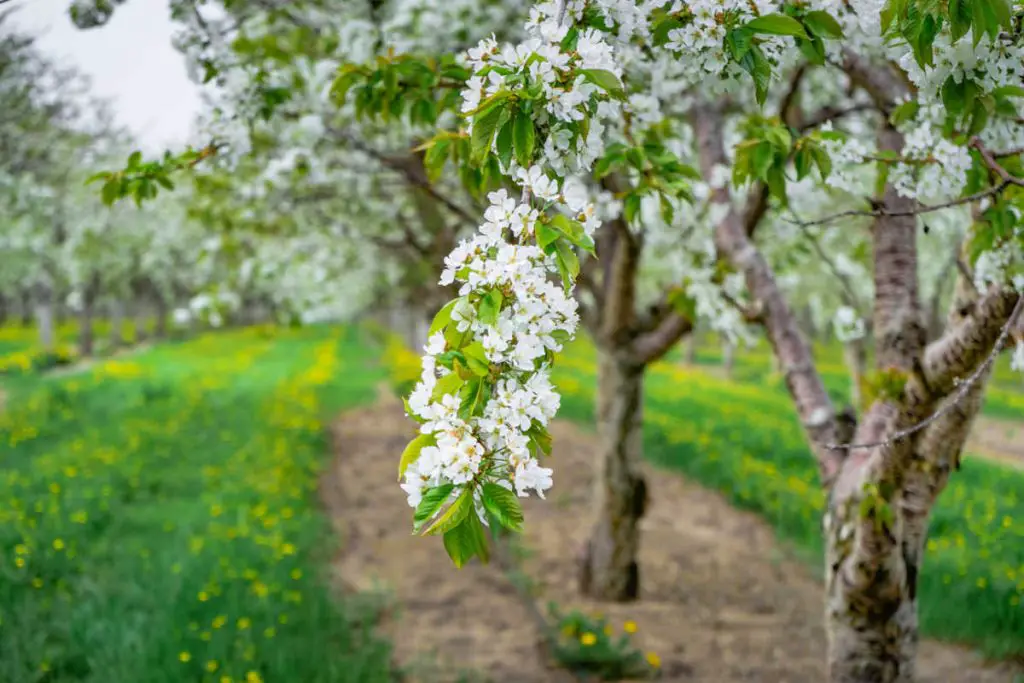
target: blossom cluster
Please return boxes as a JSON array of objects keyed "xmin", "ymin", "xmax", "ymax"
[
  {"xmin": 460, "ymin": 1, "xmax": 627, "ymax": 176},
  {"xmin": 400, "ymin": 0, "xmax": 624, "ymax": 534},
  {"xmin": 401, "ymin": 184, "xmax": 596, "ymax": 515}
]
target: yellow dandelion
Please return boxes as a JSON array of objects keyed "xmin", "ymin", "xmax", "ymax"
[
  {"xmin": 178, "ymin": 652, "xmax": 191, "ymax": 663},
  {"xmin": 263, "ymin": 627, "xmax": 276, "ymax": 639},
  {"xmin": 246, "ymin": 672, "xmax": 263, "ymax": 683},
  {"xmin": 580, "ymin": 632, "xmax": 597, "ymax": 646},
  {"xmin": 646, "ymin": 651, "xmax": 661, "ymax": 668},
  {"xmin": 623, "ymin": 620, "xmax": 638, "ymax": 634},
  {"xmin": 205, "ymin": 660, "xmax": 219, "ymax": 673},
  {"xmin": 290, "ymin": 569, "xmax": 302, "ymax": 580},
  {"xmin": 213, "ymin": 615, "xmax": 227, "ymax": 629},
  {"xmin": 198, "ymin": 591, "xmax": 209, "ymax": 602},
  {"xmin": 237, "ymin": 617, "xmax": 251, "ymax": 630},
  {"xmin": 220, "ymin": 677, "xmax": 233, "ymax": 683}
]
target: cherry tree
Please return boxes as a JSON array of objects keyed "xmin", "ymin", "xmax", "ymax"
[{"xmin": 69, "ymin": 0, "xmax": 1023, "ymax": 679}]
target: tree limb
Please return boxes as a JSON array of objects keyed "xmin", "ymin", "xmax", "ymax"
[
  {"xmin": 631, "ymin": 312, "xmax": 693, "ymax": 365},
  {"xmin": 692, "ymin": 100, "xmax": 844, "ymax": 486},
  {"xmin": 828, "ymin": 292, "xmax": 1022, "ymax": 451}
]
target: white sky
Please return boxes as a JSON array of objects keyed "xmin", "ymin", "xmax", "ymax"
[{"xmin": 9, "ymin": 0, "xmax": 202, "ymax": 153}]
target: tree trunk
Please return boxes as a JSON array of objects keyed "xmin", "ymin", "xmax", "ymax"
[
  {"xmin": 824, "ymin": 505, "xmax": 917, "ymax": 683},
  {"xmin": 79, "ymin": 288, "xmax": 96, "ymax": 357},
  {"xmin": 154, "ymin": 296, "xmax": 168, "ymax": 339},
  {"xmin": 579, "ymin": 347, "xmax": 646, "ymax": 601},
  {"xmin": 684, "ymin": 328, "xmax": 699, "ymax": 364},
  {"xmin": 35, "ymin": 296, "xmax": 55, "ymax": 352},
  {"xmin": 842, "ymin": 337, "xmax": 868, "ymax": 408},
  {"xmin": 109, "ymin": 301, "xmax": 124, "ymax": 348},
  {"xmin": 132, "ymin": 301, "xmax": 148, "ymax": 344},
  {"xmin": 722, "ymin": 341, "xmax": 736, "ymax": 379},
  {"xmin": 20, "ymin": 289, "xmax": 32, "ymax": 326}
]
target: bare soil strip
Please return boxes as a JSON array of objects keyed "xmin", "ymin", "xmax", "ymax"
[{"xmin": 324, "ymin": 392, "xmax": 1019, "ymax": 683}]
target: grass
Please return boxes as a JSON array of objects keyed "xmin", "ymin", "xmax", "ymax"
[
  {"xmin": 547, "ymin": 336, "xmax": 1024, "ymax": 660},
  {"xmin": 0, "ymin": 324, "xmax": 394, "ymax": 683}
]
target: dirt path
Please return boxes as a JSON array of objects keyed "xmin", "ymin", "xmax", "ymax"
[
  {"xmin": 966, "ymin": 416, "xmax": 1024, "ymax": 470},
  {"xmin": 324, "ymin": 392, "xmax": 1019, "ymax": 683}
]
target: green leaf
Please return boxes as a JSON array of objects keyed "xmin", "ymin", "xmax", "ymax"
[
  {"xmin": 527, "ymin": 423, "xmax": 553, "ymax": 456},
  {"xmin": 802, "ymin": 11, "xmax": 844, "ymax": 39},
  {"xmin": 536, "ymin": 222, "xmax": 560, "ymax": 250},
  {"xmin": 424, "ymin": 137, "xmax": 452, "ymax": 182},
  {"xmin": 554, "ymin": 240, "xmax": 580, "ymax": 285},
  {"xmin": 413, "ymin": 484, "xmax": 454, "ymax": 532},
  {"xmin": 752, "ymin": 141, "xmax": 775, "ymax": 180},
  {"xmin": 495, "ymin": 118, "xmax": 514, "ymax": 169},
  {"xmin": 577, "ymin": 69, "xmax": 626, "ymax": 100},
  {"xmin": 948, "ymin": 0, "xmax": 972, "ymax": 42},
  {"xmin": 889, "ymin": 100, "xmax": 919, "ymax": 126},
  {"xmin": 513, "ymin": 112, "xmax": 536, "ymax": 167},
  {"xmin": 399, "ymin": 433, "xmax": 437, "ymax": 481},
  {"xmin": 481, "ymin": 483, "xmax": 524, "ymax": 532},
  {"xmin": 623, "ymin": 193, "xmax": 642, "ymax": 223},
  {"xmin": 443, "ymin": 510, "xmax": 489, "ymax": 568},
  {"xmin": 550, "ymin": 214, "xmax": 594, "ymax": 253},
  {"xmin": 127, "ymin": 151, "xmax": 142, "ymax": 168},
  {"xmin": 461, "ymin": 340, "xmax": 490, "ymax": 377},
  {"xmin": 811, "ymin": 145, "xmax": 832, "ymax": 179},
  {"xmin": 429, "ymin": 299, "xmax": 459, "ymax": 337},
  {"xmin": 794, "ymin": 145, "xmax": 813, "ymax": 180},
  {"xmin": 101, "ymin": 180, "xmax": 120, "ymax": 207},
  {"xmin": 431, "ymin": 371, "xmax": 463, "ymax": 401},
  {"xmin": 477, "ymin": 288, "xmax": 504, "ymax": 326},
  {"xmin": 423, "ymin": 487, "xmax": 473, "ymax": 535},
  {"xmin": 993, "ymin": 85, "xmax": 1024, "ymax": 99},
  {"xmin": 725, "ymin": 27, "xmax": 754, "ymax": 61},
  {"xmin": 471, "ymin": 103, "xmax": 506, "ymax": 164},
  {"xmin": 745, "ymin": 14, "xmax": 809, "ymax": 38}
]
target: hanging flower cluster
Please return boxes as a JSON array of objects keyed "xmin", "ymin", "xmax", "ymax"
[{"xmin": 397, "ymin": 0, "xmax": 627, "ymax": 566}]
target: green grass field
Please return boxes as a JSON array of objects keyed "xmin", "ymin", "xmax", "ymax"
[
  {"xmin": 4, "ymin": 323, "xmax": 1022, "ymax": 683},
  {"xmin": 0, "ymin": 325, "xmax": 394, "ymax": 683}
]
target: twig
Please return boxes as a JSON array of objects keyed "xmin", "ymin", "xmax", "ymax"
[
  {"xmin": 786, "ymin": 181, "xmax": 1012, "ymax": 228},
  {"xmin": 328, "ymin": 126, "xmax": 478, "ymax": 226},
  {"xmin": 971, "ymin": 137, "xmax": 1024, "ymax": 188},
  {"xmin": 827, "ymin": 294, "xmax": 1024, "ymax": 451}
]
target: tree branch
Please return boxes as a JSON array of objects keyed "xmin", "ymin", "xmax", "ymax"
[
  {"xmin": 327, "ymin": 126, "xmax": 478, "ymax": 226},
  {"xmin": 828, "ymin": 292, "xmax": 1022, "ymax": 451},
  {"xmin": 631, "ymin": 312, "xmax": 693, "ymax": 365},
  {"xmin": 692, "ymin": 100, "xmax": 844, "ymax": 486},
  {"xmin": 799, "ymin": 103, "xmax": 875, "ymax": 132},
  {"xmin": 783, "ymin": 181, "xmax": 1014, "ymax": 228}
]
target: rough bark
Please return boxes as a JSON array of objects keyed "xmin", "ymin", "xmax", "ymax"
[{"xmin": 580, "ymin": 347, "xmax": 646, "ymax": 601}]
